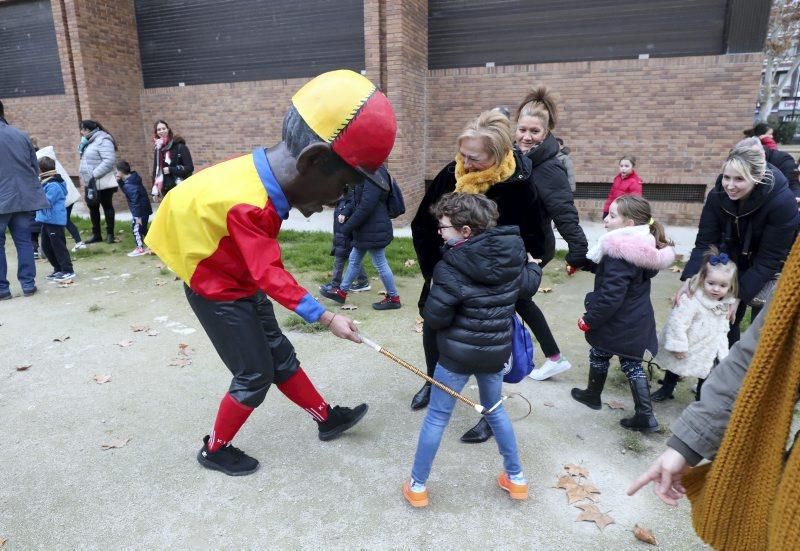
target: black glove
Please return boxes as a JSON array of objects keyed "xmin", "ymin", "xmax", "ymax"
[{"xmin": 85, "ymin": 177, "xmax": 99, "ymax": 207}]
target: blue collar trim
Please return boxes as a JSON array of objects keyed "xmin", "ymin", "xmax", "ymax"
[{"xmin": 252, "ymin": 147, "xmax": 290, "ymax": 220}]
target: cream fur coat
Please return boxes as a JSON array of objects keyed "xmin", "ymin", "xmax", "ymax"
[{"xmin": 656, "ymin": 290, "xmax": 734, "ymax": 378}]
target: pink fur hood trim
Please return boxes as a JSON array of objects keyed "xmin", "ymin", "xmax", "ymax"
[{"xmin": 586, "ymin": 225, "xmax": 675, "ymax": 270}]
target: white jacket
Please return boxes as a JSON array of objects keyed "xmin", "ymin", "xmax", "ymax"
[
  {"xmin": 655, "ymin": 291, "xmax": 734, "ymax": 378},
  {"xmin": 37, "ymin": 146, "xmax": 81, "ymax": 207}
]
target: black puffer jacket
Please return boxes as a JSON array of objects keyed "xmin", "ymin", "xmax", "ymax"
[
  {"xmin": 423, "ymin": 226, "xmax": 542, "ymax": 374},
  {"xmin": 765, "ymin": 148, "xmax": 800, "ymax": 197},
  {"xmin": 523, "ymin": 133, "xmax": 588, "ymax": 268},
  {"xmin": 152, "ymin": 137, "xmax": 194, "ymax": 193},
  {"xmin": 412, "ymin": 150, "xmax": 539, "ymax": 311},
  {"xmin": 682, "ymin": 166, "xmax": 799, "ymax": 305},
  {"xmin": 340, "ymin": 168, "xmax": 393, "ymax": 250},
  {"xmin": 330, "ymin": 188, "xmax": 356, "ymax": 257}
]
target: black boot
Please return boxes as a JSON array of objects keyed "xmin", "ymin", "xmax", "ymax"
[
  {"xmin": 620, "ymin": 378, "xmax": 659, "ymax": 432},
  {"xmin": 460, "ymin": 417, "xmax": 493, "ymax": 443},
  {"xmin": 570, "ymin": 367, "xmax": 607, "ymax": 410},
  {"xmin": 410, "ymin": 383, "xmax": 431, "ymax": 410},
  {"xmin": 652, "ymin": 370, "xmax": 678, "ymax": 401},
  {"xmin": 84, "ymin": 234, "xmax": 102, "ymax": 244}
]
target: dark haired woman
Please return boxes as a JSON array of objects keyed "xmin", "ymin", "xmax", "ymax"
[
  {"xmin": 78, "ymin": 120, "xmax": 117, "ymax": 244},
  {"xmin": 151, "ymin": 120, "xmax": 194, "ymax": 200}
]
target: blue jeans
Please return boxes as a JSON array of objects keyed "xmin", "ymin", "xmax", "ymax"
[
  {"xmin": 340, "ymin": 247, "xmax": 397, "ymax": 296},
  {"xmin": 411, "ymin": 363, "xmax": 522, "ymax": 484},
  {"xmin": 0, "ymin": 211, "xmax": 37, "ymax": 294},
  {"xmin": 331, "ymin": 253, "xmax": 366, "ymax": 287}
]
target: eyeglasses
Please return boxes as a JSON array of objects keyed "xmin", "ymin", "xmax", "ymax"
[{"xmin": 437, "ymin": 225, "xmax": 454, "ymax": 231}]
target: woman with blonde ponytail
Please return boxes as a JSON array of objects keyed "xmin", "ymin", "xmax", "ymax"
[{"xmin": 514, "ymin": 86, "xmax": 589, "ymax": 383}]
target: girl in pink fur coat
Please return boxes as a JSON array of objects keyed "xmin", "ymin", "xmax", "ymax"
[{"xmin": 571, "ymin": 195, "xmax": 675, "ymax": 432}]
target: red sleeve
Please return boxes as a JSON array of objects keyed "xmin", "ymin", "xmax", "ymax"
[
  {"xmin": 227, "ymin": 204, "xmax": 325, "ymax": 321},
  {"xmin": 627, "ymin": 176, "xmax": 643, "ymax": 196}
]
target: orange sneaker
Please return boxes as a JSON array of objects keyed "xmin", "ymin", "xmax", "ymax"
[
  {"xmin": 498, "ymin": 472, "xmax": 529, "ymax": 500},
  {"xmin": 403, "ymin": 479, "xmax": 429, "ymax": 508}
]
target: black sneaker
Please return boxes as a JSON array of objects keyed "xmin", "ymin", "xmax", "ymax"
[
  {"xmin": 317, "ymin": 404, "xmax": 368, "ymax": 441},
  {"xmin": 320, "ymin": 286, "xmax": 347, "ymax": 304},
  {"xmin": 0, "ymin": 292, "xmax": 11, "ymax": 301},
  {"xmin": 22, "ymin": 286, "xmax": 37, "ymax": 297},
  {"xmin": 350, "ymin": 279, "xmax": 372, "ymax": 293},
  {"xmin": 106, "ymin": 234, "xmax": 118, "ymax": 244},
  {"xmin": 54, "ymin": 272, "xmax": 76, "ymax": 282},
  {"xmin": 197, "ymin": 435, "xmax": 260, "ymax": 476},
  {"xmin": 84, "ymin": 235, "xmax": 103, "ymax": 245},
  {"xmin": 46, "ymin": 272, "xmax": 60, "ymax": 281}
]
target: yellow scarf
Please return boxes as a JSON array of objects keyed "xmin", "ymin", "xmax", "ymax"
[
  {"xmin": 683, "ymin": 238, "xmax": 800, "ymax": 550},
  {"xmin": 454, "ymin": 150, "xmax": 517, "ymax": 195}
]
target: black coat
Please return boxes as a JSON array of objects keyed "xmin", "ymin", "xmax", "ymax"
[
  {"xmin": 423, "ymin": 226, "xmax": 542, "ymax": 374},
  {"xmin": 682, "ymin": 166, "xmax": 799, "ymax": 305},
  {"xmin": 152, "ymin": 137, "xmax": 194, "ymax": 193},
  {"xmin": 119, "ymin": 171, "xmax": 152, "ymax": 218},
  {"xmin": 340, "ymin": 168, "xmax": 393, "ymax": 250},
  {"xmin": 523, "ymin": 133, "xmax": 588, "ymax": 268},
  {"xmin": 765, "ymin": 148, "xmax": 800, "ymax": 197},
  {"xmin": 411, "ymin": 150, "xmax": 539, "ymax": 311},
  {"xmin": 331, "ymin": 188, "xmax": 356, "ymax": 257}
]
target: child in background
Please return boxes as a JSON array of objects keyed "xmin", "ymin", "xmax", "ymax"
[
  {"xmin": 320, "ymin": 188, "xmax": 370, "ymax": 295},
  {"xmin": 35, "ymin": 157, "xmax": 75, "ymax": 282},
  {"xmin": 572, "ymin": 195, "xmax": 674, "ymax": 432},
  {"xmin": 651, "ymin": 247, "xmax": 738, "ymax": 401},
  {"xmin": 115, "ymin": 161, "xmax": 152, "ymax": 257},
  {"xmin": 404, "ymin": 192, "xmax": 542, "ymax": 507},
  {"xmin": 36, "ymin": 145, "xmax": 85, "ymax": 250},
  {"xmin": 603, "ymin": 155, "xmax": 643, "ymax": 218}
]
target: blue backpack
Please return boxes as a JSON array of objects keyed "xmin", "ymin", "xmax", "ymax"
[
  {"xmin": 386, "ymin": 174, "xmax": 406, "ymax": 219},
  {"xmin": 502, "ymin": 316, "xmax": 535, "ymax": 383}
]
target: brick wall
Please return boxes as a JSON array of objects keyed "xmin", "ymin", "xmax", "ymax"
[{"xmin": 425, "ymin": 54, "xmax": 764, "ymax": 224}]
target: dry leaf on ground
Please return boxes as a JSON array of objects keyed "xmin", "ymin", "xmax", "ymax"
[
  {"xmin": 340, "ymin": 304, "xmax": 358, "ymax": 311},
  {"xmin": 564, "ymin": 463, "xmax": 589, "ymax": 478},
  {"xmin": 0, "ymin": 536, "xmax": 6, "ymax": 546},
  {"xmin": 178, "ymin": 343, "xmax": 193, "ymax": 355},
  {"xmin": 539, "ymin": 287, "xmax": 553, "ymax": 293},
  {"xmin": 130, "ymin": 324, "xmax": 148, "ymax": 332},
  {"xmin": 101, "ymin": 437, "xmax": 130, "ymax": 450},
  {"xmin": 566, "ymin": 483, "xmax": 601, "ymax": 504},
  {"xmin": 575, "ymin": 503, "xmax": 615, "ymax": 530},
  {"xmin": 403, "ymin": 259, "xmax": 416, "ymax": 268},
  {"xmin": 555, "ymin": 475, "xmax": 579, "ymax": 490},
  {"xmin": 154, "ymin": 279, "xmax": 167, "ymax": 287},
  {"xmin": 543, "ymin": 401, "xmax": 555, "ymax": 407},
  {"xmin": 169, "ymin": 357, "xmax": 192, "ymax": 368},
  {"xmin": 413, "ymin": 322, "xmax": 423, "ymax": 334},
  {"xmin": 146, "ymin": 329, "xmax": 160, "ymax": 337},
  {"xmin": 15, "ymin": 364, "xmax": 32, "ymax": 371},
  {"xmin": 93, "ymin": 375, "xmax": 112, "ymax": 384},
  {"xmin": 670, "ymin": 265, "xmax": 682, "ymax": 273},
  {"xmin": 58, "ymin": 280, "xmax": 74, "ymax": 288},
  {"xmin": 117, "ymin": 340, "xmax": 133, "ymax": 348},
  {"xmin": 53, "ymin": 335, "xmax": 70, "ymax": 342},
  {"xmin": 633, "ymin": 524, "xmax": 658, "ymax": 545},
  {"xmin": 605, "ymin": 400, "xmax": 626, "ymax": 410}
]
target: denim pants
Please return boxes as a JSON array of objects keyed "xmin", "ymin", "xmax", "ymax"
[
  {"xmin": 331, "ymin": 252, "xmax": 366, "ymax": 287},
  {"xmin": 411, "ymin": 363, "xmax": 522, "ymax": 484},
  {"xmin": 0, "ymin": 211, "xmax": 37, "ymax": 294},
  {"xmin": 340, "ymin": 247, "xmax": 397, "ymax": 296}
]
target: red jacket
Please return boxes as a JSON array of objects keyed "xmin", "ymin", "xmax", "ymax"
[{"xmin": 603, "ymin": 170, "xmax": 643, "ymax": 213}]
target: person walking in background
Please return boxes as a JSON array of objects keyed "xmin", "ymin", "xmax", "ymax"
[
  {"xmin": 35, "ymin": 157, "xmax": 75, "ymax": 282},
  {"xmin": 150, "ymin": 120, "xmax": 193, "ymax": 200},
  {"xmin": 555, "ymin": 137, "xmax": 576, "ymax": 193},
  {"xmin": 0, "ymin": 100, "xmax": 50, "ymax": 299},
  {"xmin": 36, "ymin": 145, "xmax": 85, "ymax": 251},
  {"xmin": 320, "ymin": 166, "xmax": 402, "ymax": 310},
  {"xmin": 746, "ymin": 122, "xmax": 800, "ymax": 196},
  {"xmin": 603, "ymin": 155, "xmax": 642, "ymax": 218},
  {"xmin": 115, "ymin": 161, "xmax": 152, "ymax": 257},
  {"xmin": 320, "ymin": 188, "xmax": 370, "ymax": 295},
  {"xmin": 78, "ymin": 120, "xmax": 118, "ymax": 244}
]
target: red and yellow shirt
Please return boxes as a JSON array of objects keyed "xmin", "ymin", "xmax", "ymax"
[{"xmin": 145, "ymin": 148, "xmax": 325, "ymax": 322}]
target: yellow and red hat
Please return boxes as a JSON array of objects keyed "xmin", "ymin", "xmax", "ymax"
[{"xmin": 292, "ymin": 70, "xmax": 397, "ymax": 190}]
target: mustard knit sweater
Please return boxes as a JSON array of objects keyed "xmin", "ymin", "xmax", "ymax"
[{"xmin": 683, "ymin": 237, "xmax": 800, "ymax": 550}]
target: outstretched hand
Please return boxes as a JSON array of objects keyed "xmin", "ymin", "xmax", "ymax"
[
  {"xmin": 321, "ymin": 311, "xmax": 361, "ymax": 343},
  {"xmin": 627, "ymin": 448, "xmax": 690, "ymax": 506},
  {"xmin": 672, "ymin": 280, "xmax": 691, "ymax": 307}
]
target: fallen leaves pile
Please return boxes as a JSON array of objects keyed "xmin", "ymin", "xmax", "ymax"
[
  {"xmin": 553, "ymin": 463, "xmax": 659, "ymax": 545},
  {"xmin": 169, "ymin": 343, "xmax": 193, "ymax": 367}
]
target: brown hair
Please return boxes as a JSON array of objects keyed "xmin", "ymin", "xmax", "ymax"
[
  {"xmin": 619, "ymin": 154, "xmax": 637, "ymax": 166},
  {"xmin": 612, "ymin": 195, "xmax": 672, "ymax": 249},
  {"xmin": 153, "ymin": 119, "xmax": 173, "ymax": 141},
  {"xmin": 688, "ymin": 245, "xmax": 739, "ymax": 299},
  {"xmin": 431, "ymin": 192, "xmax": 499, "ymax": 236},
  {"xmin": 38, "ymin": 156, "xmax": 55, "ymax": 173},
  {"xmin": 457, "ymin": 110, "xmax": 514, "ymax": 166},
  {"xmin": 516, "ymin": 85, "xmax": 559, "ymax": 131}
]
